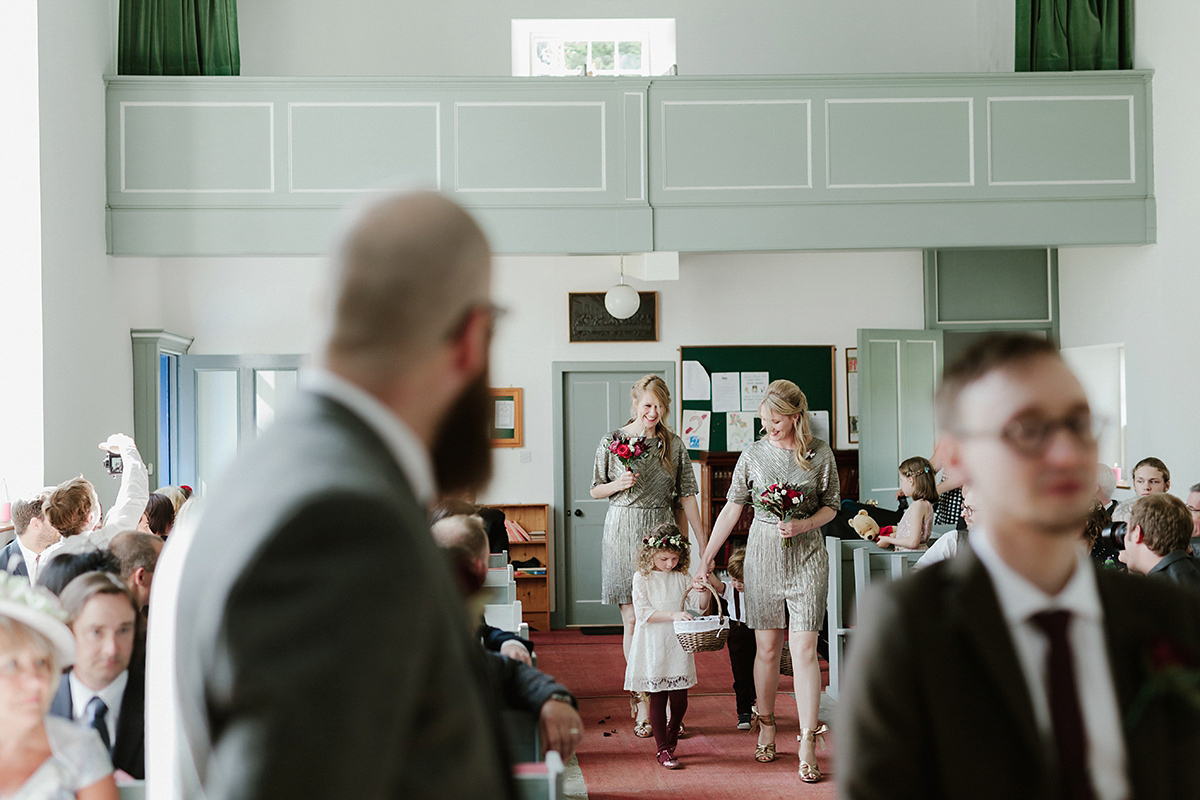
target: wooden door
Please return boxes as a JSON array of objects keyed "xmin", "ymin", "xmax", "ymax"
[
  {"xmin": 855, "ymin": 330, "xmax": 943, "ymax": 505},
  {"xmin": 554, "ymin": 362, "xmax": 674, "ymax": 627}
]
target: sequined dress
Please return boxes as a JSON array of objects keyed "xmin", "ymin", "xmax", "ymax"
[
  {"xmin": 593, "ymin": 431, "xmax": 699, "ymax": 605},
  {"xmin": 727, "ymin": 438, "xmax": 840, "ymax": 630}
]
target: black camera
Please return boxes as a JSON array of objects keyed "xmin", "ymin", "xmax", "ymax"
[
  {"xmin": 1098, "ymin": 520, "xmax": 1127, "ymax": 551},
  {"xmin": 103, "ymin": 451, "xmax": 123, "ymax": 476}
]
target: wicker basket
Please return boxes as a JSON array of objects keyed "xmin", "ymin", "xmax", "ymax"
[
  {"xmin": 780, "ymin": 642, "xmax": 793, "ymax": 676},
  {"xmin": 673, "ymin": 583, "xmax": 729, "ymax": 653}
]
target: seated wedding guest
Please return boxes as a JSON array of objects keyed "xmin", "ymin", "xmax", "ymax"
[
  {"xmin": 108, "ymin": 532, "xmax": 164, "ymax": 613},
  {"xmin": 51, "ymin": 572, "xmax": 145, "ymax": 780},
  {"xmin": 43, "ymin": 435, "xmax": 149, "ymax": 561},
  {"xmin": 1119, "ymin": 493, "xmax": 1200, "ymax": 590},
  {"xmin": 2, "ymin": 491, "xmax": 57, "ymax": 584},
  {"xmin": 1113, "ymin": 456, "xmax": 1172, "ymax": 523},
  {"xmin": 38, "ymin": 551, "xmax": 121, "ymax": 597},
  {"xmin": 915, "ymin": 486, "xmax": 975, "ymax": 569},
  {"xmin": 431, "ymin": 497, "xmax": 508, "ymax": 555},
  {"xmin": 431, "ymin": 513, "xmax": 583, "ymax": 759},
  {"xmin": 134, "ymin": 494, "xmax": 175, "ymax": 539},
  {"xmin": 0, "ymin": 573, "xmax": 119, "ymax": 800},
  {"xmin": 154, "ymin": 486, "xmax": 189, "ymax": 514}
]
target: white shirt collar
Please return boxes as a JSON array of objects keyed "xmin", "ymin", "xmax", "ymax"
[
  {"xmin": 69, "ymin": 668, "xmax": 129, "ymax": 742},
  {"xmin": 971, "ymin": 525, "xmax": 1102, "ymax": 625},
  {"xmin": 15, "ymin": 536, "xmax": 43, "ymax": 585},
  {"xmin": 302, "ymin": 368, "xmax": 436, "ymax": 505}
]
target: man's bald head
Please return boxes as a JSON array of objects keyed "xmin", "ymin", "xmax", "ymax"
[{"xmin": 324, "ymin": 191, "xmax": 491, "ymax": 381}]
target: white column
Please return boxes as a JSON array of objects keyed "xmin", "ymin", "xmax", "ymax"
[{"xmin": 0, "ymin": 0, "xmax": 44, "ymax": 504}]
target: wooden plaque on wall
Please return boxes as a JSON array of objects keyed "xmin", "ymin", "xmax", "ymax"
[{"xmin": 568, "ymin": 292, "xmax": 658, "ymax": 342}]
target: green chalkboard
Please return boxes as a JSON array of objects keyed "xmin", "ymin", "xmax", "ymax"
[{"xmin": 679, "ymin": 345, "xmax": 836, "ymax": 454}]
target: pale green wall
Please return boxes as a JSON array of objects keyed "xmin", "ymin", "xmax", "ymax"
[{"xmin": 237, "ymin": 0, "xmax": 1014, "ymax": 77}]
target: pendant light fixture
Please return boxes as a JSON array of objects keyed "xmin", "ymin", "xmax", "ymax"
[{"xmin": 604, "ymin": 255, "xmax": 640, "ymax": 319}]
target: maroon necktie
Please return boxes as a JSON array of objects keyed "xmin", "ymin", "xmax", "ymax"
[{"xmin": 1030, "ymin": 610, "xmax": 1096, "ymax": 800}]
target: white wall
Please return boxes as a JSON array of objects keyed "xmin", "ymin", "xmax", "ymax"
[
  {"xmin": 238, "ymin": 0, "xmax": 1014, "ymax": 76},
  {"xmin": 1058, "ymin": 3, "xmax": 1200, "ymax": 499},
  {"xmin": 0, "ymin": 0, "xmax": 44, "ymax": 504},
  {"xmin": 37, "ymin": 0, "xmax": 135, "ymax": 506},
  {"xmin": 116, "ymin": 250, "xmax": 926, "ymax": 504}
]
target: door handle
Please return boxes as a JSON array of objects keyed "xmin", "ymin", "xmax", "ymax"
[{"xmin": 573, "ymin": 509, "xmax": 583, "ymax": 517}]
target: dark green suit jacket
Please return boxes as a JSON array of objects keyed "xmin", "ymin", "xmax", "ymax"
[{"xmin": 838, "ymin": 545, "xmax": 1200, "ymax": 800}]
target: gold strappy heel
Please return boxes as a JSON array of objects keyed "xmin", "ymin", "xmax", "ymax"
[
  {"xmin": 749, "ymin": 706, "xmax": 777, "ymax": 763},
  {"xmin": 798, "ymin": 724, "xmax": 829, "ymax": 783},
  {"xmin": 631, "ymin": 692, "xmax": 652, "ymax": 738}
]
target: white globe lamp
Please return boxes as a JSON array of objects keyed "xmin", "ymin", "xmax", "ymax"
[{"xmin": 604, "ymin": 256, "xmax": 641, "ymax": 319}]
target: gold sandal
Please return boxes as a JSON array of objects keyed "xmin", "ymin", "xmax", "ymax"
[
  {"xmin": 631, "ymin": 692, "xmax": 652, "ymax": 738},
  {"xmin": 749, "ymin": 706, "xmax": 776, "ymax": 763},
  {"xmin": 798, "ymin": 724, "xmax": 829, "ymax": 783}
]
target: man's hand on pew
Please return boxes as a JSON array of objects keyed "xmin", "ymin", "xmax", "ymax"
[{"xmin": 540, "ymin": 696, "xmax": 583, "ymax": 760}]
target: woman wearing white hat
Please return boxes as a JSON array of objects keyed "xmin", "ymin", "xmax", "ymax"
[{"xmin": 0, "ymin": 573, "xmax": 118, "ymax": 799}]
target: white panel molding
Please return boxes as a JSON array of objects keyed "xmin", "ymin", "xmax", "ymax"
[
  {"xmin": 286, "ymin": 102, "xmax": 441, "ymax": 193},
  {"xmin": 119, "ymin": 101, "xmax": 275, "ymax": 193},
  {"xmin": 624, "ymin": 91, "xmax": 646, "ymax": 202},
  {"xmin": 453, "ymin": 101, "xmax": 607, "ymax": 192},
  {"xmin": 824, "ymin": 97, "xmax": 975, "ymax": 189},
  {"xmin": 986, "ymin": 95, "xmax": 1136, "ymax": 186},
  {"xmin": 933, "ymin": 250, "xmax": 1053, "ymax": 325},
  {"xmin": 660, "ymin": 99, "xmax": 813, "ymax": 191}
]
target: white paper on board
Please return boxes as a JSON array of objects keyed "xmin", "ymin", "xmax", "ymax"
[
  {"xmin": 494, "ymin": 399, "xmax": 515, "ymax": 429},
  {"xmin": 726, "ymin": 411, "xmax": 756, "ymax": 451},
  {"xmin": 807, "ymin": 410, "xmax": 830, "ymax": 444},
  {"xmin": 681, "ymin": 361, "xmax": 711, "ymax": 401},
  {"xmin": 740, "ymin": 371, "xmax": 769, "ymax": 412},
  {"xmin": 681, "ymin": 409, "xmax": 712, "ymax": 450},
  {"xmin": 711, "ymin": 372, "xmax": 741, "ymax": 412}
]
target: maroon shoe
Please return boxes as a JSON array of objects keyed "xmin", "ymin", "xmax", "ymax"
[{"xmin": 657, "ymin": 749, "xmax": 681, "ymax": 769}]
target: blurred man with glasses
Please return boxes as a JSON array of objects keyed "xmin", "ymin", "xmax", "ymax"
[{"xmin": 840, "ymin": 332, "xmax": 1200, "ymax": 800}]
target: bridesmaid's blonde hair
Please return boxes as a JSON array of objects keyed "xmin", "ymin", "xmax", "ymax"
[
  {"xmin": 759, "ymin": 379, "xmax": 813, "ymax": 470},
  {"xmin": 627, "ymin": 375, "xmax": 675, "ymax": 474}
]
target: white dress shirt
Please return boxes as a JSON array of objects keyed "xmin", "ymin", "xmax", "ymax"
[
  {"xmin": 971, "ymin": 527, "xmax": 1130, "ymax": 800},
  {"xmin": 303, "ymin": 368, "xmax": 436, "ymax": 505},
  {"xmin": 69, "ymin": 668, "xmax": 128, "ymax": 748},
  {"xmin": 15, "ymin": 536, "xmax": 44, "ymax": 585}
]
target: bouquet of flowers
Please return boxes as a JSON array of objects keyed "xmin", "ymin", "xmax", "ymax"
[
  {"xmin": 609, "ymin": 431, "xmax": 652, "ymax": 470},
  {"xmin": 754, "ymin": 482, "xmax": 805, "ymax": 548}
]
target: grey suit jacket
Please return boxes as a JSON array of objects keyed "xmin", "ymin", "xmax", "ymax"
[
  {"xmin": 173, "ymin": 391, "xmax": 514, "ymax": 800},
  {"xmin": 838, "ymin": 545, "xmax": 1200, "ymax": 800}
]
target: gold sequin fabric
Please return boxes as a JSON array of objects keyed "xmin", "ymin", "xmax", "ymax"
[
  {"xmin": 593, "ymin": 431, "xmax": 699, "ymax": 604},
  {"xmin": 727, "ymin": 438, "xmax": 840, "ymax": 630}
]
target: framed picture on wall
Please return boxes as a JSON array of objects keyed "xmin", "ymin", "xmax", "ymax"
[
  {"xmin": 489, "ymin": 388, "xmax": 523, "ymax": 447},
  {"xmin": 846, "ymin": 348, "xmax": 859, "ymax": 444}
]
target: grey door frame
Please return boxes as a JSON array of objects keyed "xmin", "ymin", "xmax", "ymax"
[{"xmin": 551, "ymin": 360, "xmax": 676, "ymax": 629}]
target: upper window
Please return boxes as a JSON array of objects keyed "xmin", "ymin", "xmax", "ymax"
[{"xmin": 511, "ymin": 19, "xmax": 676, "ymax": 77}]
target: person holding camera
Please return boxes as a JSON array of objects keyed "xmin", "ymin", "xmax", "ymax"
[
  {"xmin": 1118, "ymin": 493, "xmax": 1200, "ymax": 590},
  {"xmin": 46, "ymin": 434, "xmax": 149, "ymax": 560}
]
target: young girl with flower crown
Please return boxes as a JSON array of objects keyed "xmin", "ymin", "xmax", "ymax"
[
  {"xmin": 623, "ymin": 522, "xmax": 699, "ymax": 769},
  {"xmin": 878, "ymin": 456, "xmax": 937, "ymax": 551}
]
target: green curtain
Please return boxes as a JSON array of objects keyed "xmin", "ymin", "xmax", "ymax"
[
  {"xmin": 1016, "ymin": 0, "xmax": 1132, "ymax": 71},
  {"xmin": 119, "ymin": 0, "xmax": 240, "ymax": 76}
]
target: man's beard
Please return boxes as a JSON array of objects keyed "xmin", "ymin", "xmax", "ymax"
[{"xmin": 431, "ymin": 371, "xmax": 494, "ymax": 498}]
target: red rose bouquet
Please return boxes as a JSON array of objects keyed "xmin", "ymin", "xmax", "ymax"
[
  {"xmin": 754, "ymin": 482, "xmax": 805, "ymax": 548},
  {"xmin": 609, "ymin": 431, "xmax": 651, "ymax": 471}
]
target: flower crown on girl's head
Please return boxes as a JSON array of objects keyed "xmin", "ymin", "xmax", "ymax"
[{"xmin": 642, "ymin": 528, "xmax": 686, "ymax": 551}]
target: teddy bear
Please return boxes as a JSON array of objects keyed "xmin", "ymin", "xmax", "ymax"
[{"xmin": 848, "ymin": 509, "xmax": 880, "ymax": 542}]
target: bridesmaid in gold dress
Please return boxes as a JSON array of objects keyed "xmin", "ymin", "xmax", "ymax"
[{"xmin": 699, "ymin": 380, "xmax": 839, "ymax": 782}]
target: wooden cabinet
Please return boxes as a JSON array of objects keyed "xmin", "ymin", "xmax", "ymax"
[
  {"xmin": 694, "ymin": 449, "xmax": 859, "ymax": 567},
  {"xmin": 484, "ymin": 503, "xmax": 552, "ymax": 632}
]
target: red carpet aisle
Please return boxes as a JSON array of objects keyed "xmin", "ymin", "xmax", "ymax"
[{"xmin": 533, "ymin": 629, "xmax": 837, "ymax": 800}]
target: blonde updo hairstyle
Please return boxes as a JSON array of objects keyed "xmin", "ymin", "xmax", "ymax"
[
  {"xmin": 627, "ymin": 375, "xmax": 675, "ymax": 474},
  {"xmin": 759, "ymin": 379, "xmax": 814, "ymax": 470},
  {"xmin": 45, "ymin": 477, "xmax": 96, "ymax": 538}
]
